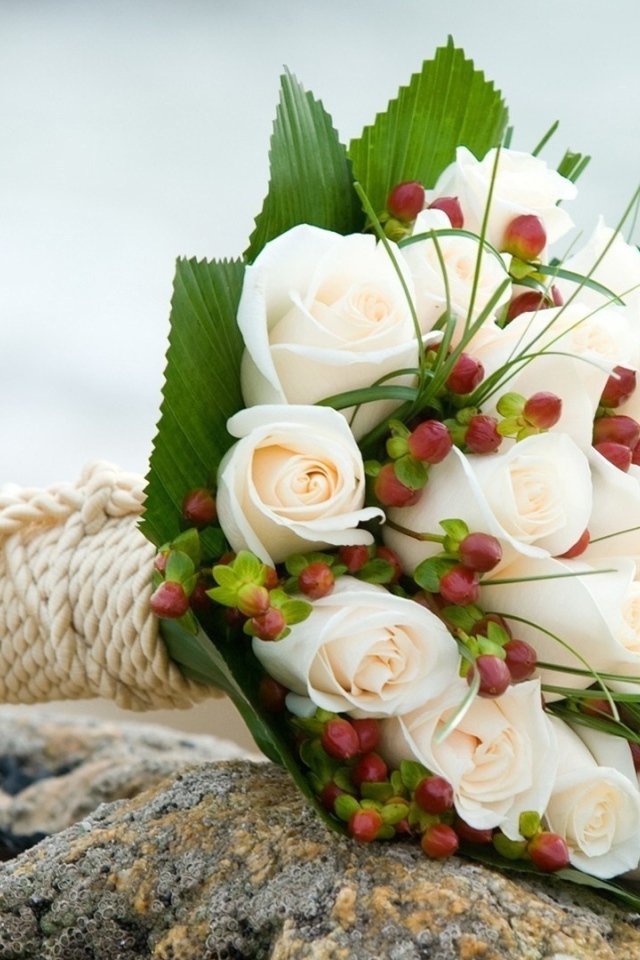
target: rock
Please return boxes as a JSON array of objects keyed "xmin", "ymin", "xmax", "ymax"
[
  {"xmin": 0, "ymin": 705, "xmax": 252, "ymax": 838},
  {"xmin": 1, "ymin": 760, "xmax": 640, "ymax": 959}
]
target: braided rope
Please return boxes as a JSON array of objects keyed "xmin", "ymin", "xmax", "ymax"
[{"xmin": 0, "ymin": 462, "xmax": 218, "ymax": 710}]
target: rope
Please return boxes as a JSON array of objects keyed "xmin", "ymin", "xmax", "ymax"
[{"xmin": 0, "ymin": 462, "xmax": 218, "ymax": 710}]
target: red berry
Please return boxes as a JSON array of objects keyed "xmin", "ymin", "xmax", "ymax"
[
  {"xmin": 633, "ymin": 441, "xmax": 640, "ymax": 467},
  {"xmin": 251, "ymin": 607, "xmax": 287, "ymax": 641},
  {"xmin": 348, "ymin": 808, "xmax": 383, "ymax": 843},
  {"xmin": 351, "ymin": 752, "xmax": 388, "ymax": 787},
  {"xmin": 421, "ymin": 823, "xmax": 459, "ymax": 859},
  {"xmin": 468, "ymin": 655, "xmax": 511, "ymax": 698},
  {"xmin": 236, "ymin": 583, "xmax": 271, "ymax": 617},
  {"xmin": 558, "ymin": 528, "xmax": 590, "ymax": 559},
  {"xmin": 601, "ymin": 366, "xmax": 637, "ymax": 409},
  {"xmin": 154, "ymin": 552, "xmax": 168, "ymax": 574},
  {"xmin": 459, "ymin": 532, "xmax": 502, "ymax": 573},
  {"xmin": 338, "ymin": 545, "xmax": 370, "ymax": 572},
  {"xmin": 503, "ymin": 215, "xmax": 547, "ymax": 260},
  {"xmin": 376, "ymin": 545, "xmax": 403, "ymax": 583},
  {"xmin": 551, "ymin": 285, "xmax": 563, "ymax": 306},
  {"xmin": 506, "ymin": 291, "xmax": 552, "ymax": 322},
  {"xmin": 298, "ymin": 562, "xmax": 335, "ymax": 600},
  {"xmin": 189, "ymin": 578, "xmax": 213, "ymax": 612},
  {"xmin": 415, "ymin": 775, "xmax": 454, "ymax": 814},
  {"xmin": 407, "ymin": 420, "xmax": 453, "ymax": 463},
  {"xmin": 258, "ymin": 675, "xmax": 289, "ymax": 712},
  {"xmin": 150, "ymin": 581, "xmax": 190, "ymax": 620},
  {"xmin": 428, "ymin": 196, "xmax": 464, "ymax": 228},
  {"xmin": 374, "ymin": 463, "xmax": 422, "ymax": 507},
  {"xmin": 181, "ymin": 487, "xmax": 217, "ymax": 527},
  {"xmin": 579, "ymin": 697, "xmax": 614, "ymax": 719},
  {"xmin": 263, "ymin": 566, "xmax": 279, "ymax": 590},
  {"xmin": 387, "ymin": 181, "xmax": 425, "ymax": 222},
  {"xmin": 446, "ymin": 353, "xmax": 484, "ymax": 395},
  {"xmin": 351, "ymin": 718, "xmax": 381, "ymax": 754},
  {"xmin": 321, "ymin": 719, "xmax": 361, "ymax": 761},
  {"xmin": 629, "ymin": 741, "xmax": 640, "ymax": 772},
  {"xmin": 594, "ymin": 441, "xmax": 632, "ymax": 472},
  {"xmin": 528, "ymin": 831, "xmax": 570, "ymax": 872},
  {"xmin": 593, "ymin": 415, "xmax": 640, "ymax": 449},
  {"xmin": 395, "ymin": 818, "xmax": 412, "ymax": 836},
  {"xmin": 439, "ymin": 565, "xmax": 480, "ymax": 606},
  {"xmin": 465, "ymin": 415, "xmax": 502, "ymax": 454},
  {"xmin": 524, "ymin": 392, "xmax": 562, "ymax": 430},
  {"xmin": 504, "ymin": 639, "xmax": 537, "ymax": 683},
  {"xmin": 320, "ymin": 782, "xmax": 347, "ymax": 813},
  {"xmin": 454, "ymin": 817, "xmax": 493, "ymax": 845}
]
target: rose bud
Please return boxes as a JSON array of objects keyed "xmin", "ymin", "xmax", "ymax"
[
  {"xmin": 503, "ymin": 214, "xmax": 547, "ymax": 260},
  {"xmin": 524, "ymin": 392, "xmax": 562, "ymax": 430},
  {"xmin": 421, "ymin": 823, "xmax": 459, "ymax": 859},
  {"xmin": 408, "ymin": 420, "xmax": 453, "ymax": 464},
  {"xmin": 446, "ymin": 353, "xmax": 484, "ymax": 395},
  {"xmin": 593, "ymin": 415, "xmax": 640, "ymax": 449},
  {"xmin": 528, "ymin": 831, "xmax": 570, "ymax": 873},
  {"xmin": 601, "ymin": 366, "xmax": 637, "ymax": 409},
  {"xmin": 150, "ymin": 581, "xmax": 190, "ymax": 620},
  {"xmin": 182, "ymin": 487, "xmax": 217, "ymax": 527},
  {"xmin": 298, "ymin": 561, "xmax": 335, "ymax": 600},
  {"xmin": 374, "ymin": 463, "xmax": 422, "ymax": 507},
  {"xmin": 594, "ymin": 441, "xmax": 633, "ymax": 472},
  {"xmin": 387, "ymin": 181, "xmax": 426, "ymax": 222},
  {"xmin": 428, "ymin": 196, "xmax": 463, "ymax": 228},
  {"xmin": 459, "ymin": 532, "xmax": 502, "ymax": 573},
  {"xmin": 468, "ymin": 654, "xmax": 511, "ymax": 698},
  {"xmin": 439, "ymin": 564, "xmax": 479, "ymax": 606},
  {"xmin": 465, "ymin": 415, "xmax": 502, "ymax": 454},
  {"xmin": 506, "ymin": 291, "xmax": 552, "ymax": 323}
]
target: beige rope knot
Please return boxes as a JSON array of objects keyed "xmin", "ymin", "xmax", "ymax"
[{"xmin": 0, "ymin": 462, "xmax": 217, "ymax": 710}]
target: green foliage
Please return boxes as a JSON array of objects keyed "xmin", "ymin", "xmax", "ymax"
[{"xmin": 349, "ymin": 39, "xmax": 508, "ymax": 217}]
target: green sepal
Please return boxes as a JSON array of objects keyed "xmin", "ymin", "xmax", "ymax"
[
  {"xmin": 377, "ymin": 824, "xmax": 397, "ymax": 841},
  {"xmin": 442, "ymin": 604, "xmax": 482, "ymax": 632},
  {"xmin": 519, "ymin": 811, "xmax": 542, "ymax": 839},
  {"xmin": 165, "ymin": 551, "xmax": 196, "ymax": 585},
  {"xmin": 364, "ymin": 460, "xmax": 382, "ymax": 478},
  {"xmin": 394, "ymin": 455, "xmax": 428, "ymax": 490},
  {"xmin": 509, "ymin": 258, "xmax": 538, "ymax": 280},
  {"xmin": 334, "ymin": 794, "xmax": 361, "ymax": 823},
  {"xmin": 356, "ymin": 559, "xmax": 395, "ymax": 584},
  {"xmin": 212, "ymin": 564, "xmax": 239, "ymax": 589},
  {"xmin": 477, "ymin": 638, "xmax": 506, "ymax": 659},
  {"xmin": 493, "ymin": 832, "xmax": 528, "ymax": 860},
  {"xmin": 334, "ymin": 767, "xmax": 356, "ymax": 793},
  {"xmin": 360, "ymin": 782, "xmax": 395, "ymax": 803},
  {"xmin": 380, "ymin": 803, "xmax": 410, "ymax": 826},
  {"xmin": 232, "ymin": 551, "xmax": 265, "ymax": 584},
  {"xmin": 390, "ymin": 770, "xmax": 407, "ymax": 798},
  {"xmin": 388, "ymin": 419, "xmax": 411, "ymax": 440},
  {"xmin": 280, "ymin": 599, "xmax": 313, "ymax": 626},
  {"xmin": 497, "ymin": 417, "xmax": 522, "ymax": 437},
  {"xmin": 387, "ymin": 435, "xmax": 409, "ymax": 460},
  {"xmin": 439, "ymin": 518, "xmax": 470, "ymax": 542},
  {"xmin": 408, "ymin": 803, "xmax": 439, "ymax": 833},
  {"xmin": 400, "ymin": 759, "xmax": 431, "ymax": 792},
  {"xmin": 496, "ymin": 392, "xmax": 525, "ymax": 418},
  {"xmin": 206, "ymin": 585, "xmax": 238, "ymax": 608},
  {"xmin": 485, "ymin": 621, "xmax": 511, "ymax": 649},
  {"xmin": 414, "ymin": 556, "xmax": 456, "ymax": 592},
  {"xmin": 170, "ymin": 528, "xmax": 202, "ymax": 566}
]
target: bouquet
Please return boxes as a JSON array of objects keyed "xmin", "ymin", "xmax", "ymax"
[{"xmin": 140, "ymin": 41, "xmax": 640, "ymax": 905}]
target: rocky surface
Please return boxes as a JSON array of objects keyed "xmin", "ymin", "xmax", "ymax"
[
  {"xmin": 1, "ymin": 759, "xmax": 639, "ymax": 959},
  {"xmin": 0, "ymin": 705, "xmax": 251, "ymax": 839}
]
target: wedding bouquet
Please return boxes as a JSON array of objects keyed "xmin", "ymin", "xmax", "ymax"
[{"xmin": 140, "ymin": 41, "xmax": 640, "ymax": 905}]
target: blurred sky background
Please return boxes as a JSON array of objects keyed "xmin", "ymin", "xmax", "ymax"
[{"xmin": 1, "ymin": 0, "xmax": 638, "ymax": 747}]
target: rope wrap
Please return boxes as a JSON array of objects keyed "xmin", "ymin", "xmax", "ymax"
[{"xmin": 0, "ymin": 462, "xmax": 216, "ymax": 710}]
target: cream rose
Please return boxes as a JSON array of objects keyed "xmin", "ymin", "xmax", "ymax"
[
  {"xmin": 238, "ymin": 224, "xmax": 438, "ymax": 439},
  {"xmin": 216, "ymin": 405, "xmax": 382, "ymax": 565},
  {"xmin": 427, "ymin": 147, "xmax": 577, "ymax": 250},
  {"xmin": 384, "ymin": 434, "xmax": 592, "ymax": 574},
  {"xmin": 546, "ymin": 718, "xmax": 640, "ymax": 878},
  {"xmin": 252, "ymin": 577, "xmax": 460, "ymax": 718},
  {"xmin": 401, "ymin": 208, "xmax": 511, "ymax": 341},
  {"xmin": 381, "ymin": 679, "xmax": 557, "ymax": 838}
]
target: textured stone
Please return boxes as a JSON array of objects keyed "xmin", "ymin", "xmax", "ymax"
[
  {"xmin": 0, "ymin": 705, "xmax": 251, "ymax": 837},
  {"xmin": 1, "ymin": 759, "xmax": 639, "ymax": 959}
]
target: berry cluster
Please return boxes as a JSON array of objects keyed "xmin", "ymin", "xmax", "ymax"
[{"xmin": 593, "ymin": 369, "xmax": 640, "ymax": 471}]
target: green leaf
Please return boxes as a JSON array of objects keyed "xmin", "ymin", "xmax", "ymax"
[
  {"xmin": 140, "ymin": 258, "xmax": 245, "ymax": 547},
  {"xmin": 348, "ymin": 40, "xmax": 508, "ymax": 216},
  {"xmin": 199, "ymin": 527, "xmax": 228, "ymax": 562},
  {"xmin": 160, "ymin": 617, "xmax": 345, "ymax": 836},
  {"xmin": 557, "ymin": 149, "xmax": 591, "ymax": 184},
  {"xmin": 245, "ymin": 69, "xmax": 363, "ymax": 263}
]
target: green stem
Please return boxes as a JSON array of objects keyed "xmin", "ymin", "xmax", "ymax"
[{"xmin": 384, "ymin": 518, "xmax": 445, "ymax": 543}]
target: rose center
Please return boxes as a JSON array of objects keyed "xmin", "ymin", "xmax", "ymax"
[
  {"xmin": 507, "ymin": 458, "xmax": 564, "ymax": 537},
  {"xmin": 459, "ymin": 727, "xmax": 532, "ymax": 803},
  {"xmin": 252, "ymin": 447, "xmax": 339, "ymax": 510},
  {"xmin": 620, "ymin": 582, "xmax": 640, "ymax": 657}
]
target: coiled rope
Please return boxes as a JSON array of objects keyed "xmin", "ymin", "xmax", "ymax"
[{"xmin": 0, "ymin": 462, "xmax": 217, "ymax": 710}]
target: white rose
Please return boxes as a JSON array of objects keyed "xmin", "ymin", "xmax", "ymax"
[
  {"xmin": 216, "ymin": 405, "xmax": 382, "ymax": 565},
  {"xmin": 558, "ymin": 218, "xmax": 640, "ymax": 322},
  {"xmin": 468, "ymin": 302, "xmax": 639, "ymax": 450},
  {"xmin": 583, "ymin": 447, "xmax": 640, "ymax": 564},
  {"xmin": 401, "ymin": 208, "xmax": 511, "ymax": 342},
  {"xmin": 478, "ymin": 554, "xmax": 637, "ymax": 700},
  {"xmin": 384, "ymin": 434, "xmax": 592, "ymax": 574},
  {"xmin": 427, "ymin": 147, "xmax": 577, "ymax": 250},
  {"xmin": 252, "ymin": 577, "xmax": 460, "ymax": 718},
  {"xmin": 546, "ymin": 718, "xmax": 640, "ymax": 878},
  {"xmin": 381, "ymin": 679, "xmax": 557, "ymax": 839},
  {"xmin": 238, "ymin": 224, "xmax": 438, "ymax": 439}
]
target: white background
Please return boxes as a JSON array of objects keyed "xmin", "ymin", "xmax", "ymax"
[{"xmin": 1, "ymin": 0, "xmax": 638, "ymax": 746}]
